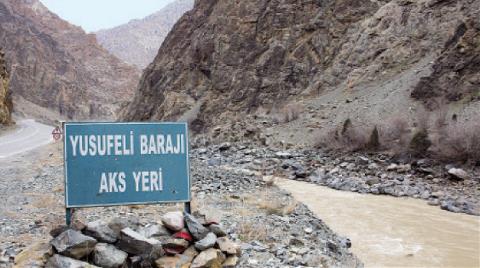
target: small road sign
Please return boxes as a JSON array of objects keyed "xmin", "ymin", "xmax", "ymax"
[
  {"xmin": 52, "ymin": 126, "xmax": 63, "ymax": 141},
  {"xmin": 63, "ymin": 122, "xmax": 190, "ymax": 209}
]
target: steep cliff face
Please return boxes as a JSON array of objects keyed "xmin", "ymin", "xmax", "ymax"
[
  {"xmin": 122, "ymin": 0, "xmax": 479, "ymax": 139},
  {"xmin": 0, "ymin": 48, "xmax": 12, "ymax": 125},
  {"xmin": 96, "ymin": 0, "xmax": 194, "ymax": 69},
  {"xmin": 0, "ymin": 0, "xmax": 140, "ymax": 120},
  {"xmin": 411, "ymin": 19, "xmax": 480, "ymax": 108}
]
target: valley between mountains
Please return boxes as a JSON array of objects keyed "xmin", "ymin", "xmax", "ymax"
[{"xmin": 0, "ymin": 0, "xmax": 479, "ymax": 267}]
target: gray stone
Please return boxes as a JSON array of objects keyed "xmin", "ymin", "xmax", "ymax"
[
  {"xmin": 116, "ymin": 228, "xmax": 163, "ymax": 258},
  {"xmin": 216, "ymin": 237, "xmax": 240, "ymax": 256},
  {"xmin": 138, "ymin": 224, "xmax": 170, "ymax": 239},
  {"xmin": 46, "ymin": 254, "xmax": 100, "ymax": 268},
  {"xmin": 448, "ymin": 168, "xmax": 470, "ymax": 180},
  {"xmin": 218, "ymin": 142, "xmax": 231, "ymax": 151},
  {"xmin": 208, "ymin": 224, "xmax": 226, "ymax": 237},
  {"xmin": 161, "ymin": 211, "xmax": 184, "ymax": 232},
  {"xmin": 93, "ymin": 243, "xmax": 127, "ymax": 268},
  {"xmin": 356, "ymin": 156, "xmax": 369, "ymax": 165},
  {"xmin": 365, "ymin": 177, "xmax": 380, "ymax": 186},
  {"xmin": 194, "ymin": 232, "xmax": 217, "ymax": 251},
  {"xmin": 346, "ymin": 163, "xmax": 356, "ymax": 171},
  {"xmin": 368, "ymin": 163, "xmax": 379, "ymax": 170},
  {"xmin": 50, "ymin": 229, "xmax": 97, "ymax": 259},
  {"xmin": 85, "ymin": 220, "xmax": 117, "ymax": 243},
  {"xmin": 396, "ymin": 164, "xmax": 411, "ymax": 173},
  {"xmin": 386, "ymin": 163, "xmax": 398, "ymax": 171},
  {"xmin": 184, "ymin": 213, "xmax": 209, "ymax": 240},
  {"xmin": 108, "ymin": 217, "xmax": 140, "ymax": 235}
]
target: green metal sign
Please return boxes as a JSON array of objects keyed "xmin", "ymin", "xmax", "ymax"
[{"xmin": 64, "ymin": 122, "xmax": 190, "ymax": 208}]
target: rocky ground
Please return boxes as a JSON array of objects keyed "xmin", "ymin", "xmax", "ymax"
[
  {"xmin": 0, "ymin": 143, "xmax": 360, "ymax": 267},
  {"xmin": 195, "ymin": 142, "xmax": 479, "ymax": 216}
]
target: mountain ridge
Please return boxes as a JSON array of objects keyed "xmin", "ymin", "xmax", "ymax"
[
  {"xmin": 0, "ymin": 0, "xmax": 140, "ymax": 120},
  {"xmin": 96, "ymin": 0, "xmax": 194, "ymax": 69},
  {"xmin": 122, "ymin": 0, "xmax": 480, "ymax": 147}
]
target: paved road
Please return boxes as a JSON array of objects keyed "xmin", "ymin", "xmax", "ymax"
[{"xmin": 0, "ymin": 119, "xmax": 53, "ymax": 158}]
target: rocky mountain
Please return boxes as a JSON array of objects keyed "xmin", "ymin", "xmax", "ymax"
[
  {"xmin": 96, "ymin": 0, "xmax": 194, "ymax": 69},
  {"xmin": 0, "ymin": 48, "xmax": 12, "ymax": 125},
  {"xmin": 0, "ymin": 0, "xmax": 140, "ymax": 120},
  {"xmin": 122, "ymin": 0, "xmax": 479, "ymax": 146}
]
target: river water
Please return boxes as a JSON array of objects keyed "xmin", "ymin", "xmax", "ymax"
[{"xmin": 276, "ymin": 179, "xmax": 480, "ymax": 268}]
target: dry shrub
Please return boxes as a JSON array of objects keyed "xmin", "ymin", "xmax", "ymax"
[
  {"xmin": 366, "ymin": 126, "xmax": 380, "ymax": 150},
  {"xmin": 271, "ymin": 103, "xmax": 304, "ymax": 123},
  {"xmin": 317, "ymin": 119, "xmax": 370, "ymax": 151},
  {"xmin": 431, "ymin": 121, "xmax": 480, "ymax": 163},
  {"xmin": 238, "ymin": 221, "xmax": 268, "ymax": 242},
  {"xmin": 258, "ymin": 199, "xmax": 297, "ymax": 216},
  {"xmin": 379, "ymin": 117, "xmax": 410, "ymax": 145},
  {"xmin": 409, "ymin": 128, "xmax": 431, "ymax": 157}
]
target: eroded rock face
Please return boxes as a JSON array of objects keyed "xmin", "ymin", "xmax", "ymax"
[
  {"xmin": 0, "ymin": 0, "xmax": 140, "ymax": 120},
  {"xmin": 122, "ymin": 0, "xmax": 479, "ymax": 132},
  {"xmin": 96, "ymin": 0, "xmax": 194, "ymax": 69},
  {"xmin": 411, "ymin": 19, "xmax": 480, "ymax": 107},
  {"xmin": 0, "ymin": 48, "xmax": 12, "ymax": 125}
]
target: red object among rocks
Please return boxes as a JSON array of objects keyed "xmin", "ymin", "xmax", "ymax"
[{"xmin": 173, "ymin": 230, "xmax": 193, "ymax": 242}]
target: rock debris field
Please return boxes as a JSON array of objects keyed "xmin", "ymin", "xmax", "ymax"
[
  {"xmin": 1, "ymin": 141, "xmax": 478, "ymax": 267},
  {"xmin": 0, "ymin": 143, "xmax": 361, "ymax": 267}
]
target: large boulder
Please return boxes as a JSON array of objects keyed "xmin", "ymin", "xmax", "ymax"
[
  {"xmin": 116, "ymin": 228, "xmax": 163, "ymax": 258},
  {"xmin": 190, "ymin": 248, "xmax": 225, "ymax": 268},
  {"xmin": 45, "ymin": 254, "xmax": 100, "ymax": 268},
  {"xmin": 194, "ymin": 232, "xmax": 217, "ymax": 251},
  {"xmin": 216, "ymin": 237, "xmax": 240, "ymax": 256},
  {"xmin": 156, "ymin": 246, "xmax": 199, "ymax": 268},
  {"xmin": 184, "ymin": 213, "xmax": 209, "ymax": 240},
  {"xmin": 448, "ymin": 168, "xmax": 470, "ymax": 180},
  {"xmin": 85, "ymin": 220, "xmax": 118, "ymax": 243},
  {"xmin": 108, "ymin": 217, "xmax": 140, "ymax": 235},
  {"xmin": 93, "ymin": 243, "xmax": 128, "ymax": 268},
  {"xmin": 161, "ymin": 212, "xmax": 185, "ymax": 232},
  {"xmin": 50, "ymin": 230, "xmax": 97, "ymax": 259},
  {"xmin": 208, "ymin": 224, "xmax": 226, "ymax": 237},
  {"xmin": 138, "ymin": 224, "xmax": 170, "ymax": 239}
]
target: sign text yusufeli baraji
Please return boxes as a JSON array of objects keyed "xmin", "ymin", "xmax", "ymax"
[{"xmin": 64, "ymin": 123, "xmax": 190, "ymax": 208}]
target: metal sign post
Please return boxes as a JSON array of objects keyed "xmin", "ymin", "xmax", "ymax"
[{"xmin": 63, "ymin": 122, "xmax": 191, "ymax": 225}]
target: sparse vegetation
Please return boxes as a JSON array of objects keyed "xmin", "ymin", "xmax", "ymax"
[
  {"xmin": 366, "ymin": 126, "xmax": 380, "ymax": 151},
  {"xmin": 431, "ymin": 121, "xmax": 480, "ymax": 163},
  {"xmin": 409, "ymin": 128, "xmax": 431, "ymax": 157},
  {"xmin": 237, "ymin": 221, "xmax": 268, "ymax": 242},
  {"xmin": 317, "ymin": 119, "xmax": 369, "ymax": 151},
  {"xmin": 271, "ymin": 103, "xmax": 304, "ymax": 123},
  {"xmin": 318, "ymin": 112, "xmax": 480, "ymax": 164}
]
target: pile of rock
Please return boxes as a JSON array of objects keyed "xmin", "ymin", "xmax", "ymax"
[{"xmin": 46, "ymin": 212, "xmax": 240, "ymax": 267}]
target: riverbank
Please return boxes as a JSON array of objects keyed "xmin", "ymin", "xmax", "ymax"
[
  {"xmin": 276, "ymin": 179, "xmax": 480, "ymax": 268},
  {"xmin": 196, "ymin": 142, "xmax": 479, "ymax": 216}
]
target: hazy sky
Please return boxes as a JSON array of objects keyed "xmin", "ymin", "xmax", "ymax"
[{"xmin": 39, "ymin": 0, "xmax": 176, "ymax": 32}]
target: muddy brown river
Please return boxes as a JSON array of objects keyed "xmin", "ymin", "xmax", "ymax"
[{"xmin": 277, "ymin": 179, "xmax": 480, "ymax": 268}]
